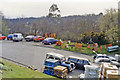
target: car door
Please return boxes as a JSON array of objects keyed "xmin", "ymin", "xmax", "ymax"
[
  {"xmin": 38, "ymin": 37, "xmax": 41, "ymax": 41},
  {"xmin": 76, "ymin": 59, "xmax": 83, "ymax": 68},
  {"xmin": 51, "ymin": 39, "xmax": 55, "ymax": 43}
]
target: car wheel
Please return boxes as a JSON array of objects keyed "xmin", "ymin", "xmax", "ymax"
[{"xmin": 49, "ymin": 43, "xmax": 51, "ymax": 45}]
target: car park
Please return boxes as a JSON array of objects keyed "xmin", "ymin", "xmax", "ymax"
[
  {"xmin": 25, "ymin": 35, "xmax": 34, "ymax": 41},
  {"xmin": 7, "ymin": 34, "xmax": 13, "ymax": 40},
  {"xmin": 42, "ymin": 38, "xmax": 58, "ymax": 45},
  {"xmin": 93, "ymin": 54, "xmax": 116, "ymax": 61},
  {"xmin": 68, "ymin": 56, "xmax": 91, "ymax": 70},
  {"xmin": 94, "ymin": 58, "xmax": 110, "ymax": 64},
  {"xmin": 33, "ymin": 36, "xmax": 45, "ymax": 42},
  {"xmin": 45, "ymin": 52, "xmax": 75, "ymax": 72},
  {"xmin": 12, "ymin": 33, "xmax": 23, "ymax": 42},
  {"xmin": 0, "ymin": 34, "xmax": 6, "ymax": 40}
]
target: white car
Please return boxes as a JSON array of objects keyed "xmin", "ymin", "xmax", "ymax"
[
  {"xmin": 25, "ymin": 35, "xmax": 34, "ymax": 41},
  {"xmin": 111, "ymin": 61, "xmax": 120, "ymax": 67},
  {"xmin": 95, "ymin": 58, "xmax": 110, "ymax": 64},
  {"xmin": 13, "ymin": 33, "xmax": 23, "ymax": 42},
  {"xmin": 93, "ymin": 54, "xmax": 116, "ymax": 61}
]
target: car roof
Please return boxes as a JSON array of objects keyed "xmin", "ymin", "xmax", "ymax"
[
  {"xmin": 45, "ymin": 59, "xmax": 59, "ymax": 63},
  {"xmin": 97, "ymin": 54, "xmax": 107, "ymax": 56},
  {"xmin": 8, "ymin": 34, "xmax": 13, "ymax": 35},
  {"xmin": 13, "ymin": 33, "xmax": 22, "ymax": 35},
  {"xmin": 47, "ymin": 52, "xmax": 65, "ymax": 58},
  {"xmin": 95, "ymin": 58, "xmax": 110, "ymax": 61},
  {"xmin": 27, "ymin": 35, "xmax": 34, "ymax": 36},
  {"xmin": 108, "ymin": 46, "xmax": 119, "ymax": 48},
  {"xmin": 68, "ymin": 56, "xmax": 89, "ymax": 61},
  {"xmin": 34, "ymin": 36, "xmax": 42, "ymax": 37},
  {"xmin": 45, "ymin": 38, "xmax": 54, "ymax": 39}
]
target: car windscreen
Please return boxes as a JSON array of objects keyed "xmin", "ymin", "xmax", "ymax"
[
  {"xmin": 34, "ymin": 37, "xmax": 38, "ymax": 38},
  {"xmin": 68, "ymin": 58, "xmax": 77, "ymax": 63},
  {"xmin": 97, "ymin": 56, "xmax": 108, "ymax": 59},
  {"xmin": 49, "ymin": 39, "xmax": 54, "ymax": 41},
  {"xmin": 83, "ymin": 60, "xmax": 89, "ymax": 64},
  {"xmin": 13, "ymin": 35, "xmax": 18, "ymax": 37},
  {"xmin": 104, "ymin": 60, "xmax": 110, "ymax": 62},
  {"xmin": 8, "ymin": 35, "xmax": 12, "ymax": 37},
  {"xmin": 78, "ymin": 60, "xmax": 84, "ymax": 64}
]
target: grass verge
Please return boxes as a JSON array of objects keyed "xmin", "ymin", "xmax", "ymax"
[{"xmin": 1, "ymin": 60, "xmax": 61, "ymax": 80}]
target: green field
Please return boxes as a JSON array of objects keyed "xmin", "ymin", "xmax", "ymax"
[
  {"xmin": 0, "ymin": 60, "xmax": 61, "ymax": 80},
  {"xmin": 54, "ymin": 42, "xmax": 120, "ymax": 55}
]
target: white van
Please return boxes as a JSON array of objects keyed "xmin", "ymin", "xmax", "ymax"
[{"xmin": 13, "ymin": 33, "xmax": 23, "ymax": 42}]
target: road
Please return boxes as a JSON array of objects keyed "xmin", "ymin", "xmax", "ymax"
[{"xmin": 0, "ymin": 40, "xmax": 94, "ymax": 78}]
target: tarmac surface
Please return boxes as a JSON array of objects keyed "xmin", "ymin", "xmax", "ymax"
[{"xmin": 0, "ymin": 40, "xmax": 101, "ymax": 78}]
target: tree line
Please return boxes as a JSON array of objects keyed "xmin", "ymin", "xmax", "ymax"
[{"xmin": 0, "ymin": 4, "xmax": 119, "ymax": 45}]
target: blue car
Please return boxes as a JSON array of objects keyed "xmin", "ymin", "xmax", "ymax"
[
  {"xmin": 7, "ymin": 34, "xmax": 13, "ymax": 40},
  {"xmin": 42, "ymin": 38, "xmax": 58, "ymax": 45}
]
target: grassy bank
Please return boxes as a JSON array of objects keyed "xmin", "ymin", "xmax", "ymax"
[
  {"xmin": 1, "ymin": 60, "xmax": 60, "ymax": 80},
  {"xmin": 54, "ymin": 42, "xmax": 120, "ymax": 55}
]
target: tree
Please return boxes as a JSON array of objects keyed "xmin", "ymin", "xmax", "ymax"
[
  {"xmin": 2, "ymin": 20, "xmax": 10, "ymax": 36},
  {"xmin": 47, "ymin": 4, "xmax": 61, "ymax": 18},
  {"xmin": 98, "ymin": 8, "xmax": 118, "ymax": 44},
  {"xmin": 0, "ymin": 11, "xmax": 2, "ymax": 33},
  {"xmin": 118, "ymin": 9, "xmax": 120, "ymax": 45},
  {"xmin": 0, "ymin": 11, "xmax": 10, "ymax": 36}
]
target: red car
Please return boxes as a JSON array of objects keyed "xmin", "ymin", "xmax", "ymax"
[
  {"xmin": 0, "ymin": 34, "xmax": 6, "ymax": 40},
  {"xmin": 33, "ymin": 36, "xmax": 45, "ymax": 42}
]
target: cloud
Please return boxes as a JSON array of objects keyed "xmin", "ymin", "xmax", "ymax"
[{"xmin": 0, "ymin": 0, "xmax": 118, "ymax": 18}]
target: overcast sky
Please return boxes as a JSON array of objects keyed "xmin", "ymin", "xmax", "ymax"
[{"xmin": 0, "ymin": 0, "xmax": 119, "ymax": 18}]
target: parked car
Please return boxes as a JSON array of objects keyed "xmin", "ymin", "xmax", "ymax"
[
  {"xmin": 7, "ymin": 34, "xmax": 13, "ymax": 40},
  {"xmin": 107, "ymin": 46, "xmax": 119, "ymax": 52},
  {"xmin": 68, "ymin": 56, "xmax": 91, "ymax": 70},
  {"xmin": 33, "ymin": 36, "xmax": 45, "ymax": 42},
  {"xmin": 95, "ymin": 58, "xmax": 110, "ymax": 64},
  {"xmin": 45, "ymin": 52, "xmax": 75, "ymax": 72},
  {"xmin": 12, "ymin": 33, "xmax": 23, "ymax": 42},
  {"xmin": 111, "ymin": 61, "xmax": 120, "ymax": 67},
  {"xmin": 93, "ymin": 54, "xmax": 116, "ymax": 61},
  {"xmin": 25, "ymin": 35, "xmax": 34, "ymax": 41},
  {"xmin": 0, "ymin": 34, "xmax": 6, "ymax": 40},
  {"xmin": 42, "ymin": 38, "xmax": 58, "ymax": 45},
  {"xmin": 43, "ymin": 59, "xmax": 60, "ymax": 76},
  {"xmin": 46, "ymin": 52, "xmax": 66, "ymax": 63}
]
